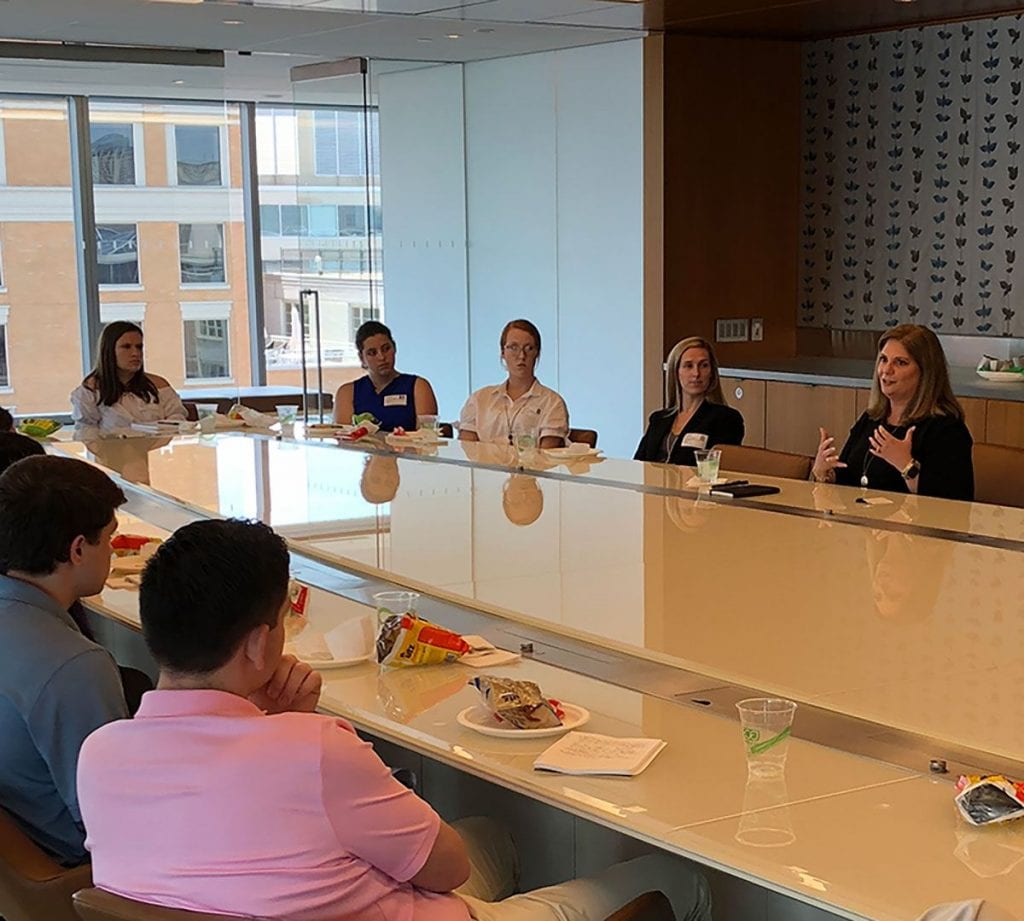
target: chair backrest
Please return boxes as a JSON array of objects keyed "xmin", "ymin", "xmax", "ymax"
[
  {"xmin": 0, "ymin": 808, "xmax": 91, "ymax": 921},
  {"xmin": 604, "ymin": 890, "xmax": 675, "ymax": 921},
  {"xmin": 717, "ymin": 444, "xmax": 812, "ymax": 481},
  {"xmin": 73, "ymin": 888, "xmax": 266, "ymax": 921},
  {"xmin": 438, "ymin": 422, "xmax": 454, "ymax": 439},
  {"xmin": 973, "ymin": 442, "xmax": 1024, "ymax": 508},
  {"xmin": 567, "ymin": 428, "xmax": 598, "ymax": 449}
]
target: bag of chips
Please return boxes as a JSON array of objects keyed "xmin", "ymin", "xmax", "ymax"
[
  {"xmin": 955, "ymin": 774, "xmax": 1024, "ymax": 827},
  {"xmin": 468, "ymin": 676, "xmax": 563, "ymax": 730},
  {"xmin": 376, "ymin": 614, "xmax": 470, "ymax": 668}
]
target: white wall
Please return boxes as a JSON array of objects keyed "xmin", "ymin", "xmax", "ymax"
[
  {"xmin": 378, "ymin": 41, "xmax": 646, "ymax": 457},
  {"xmin": 376, "ymin": 63, "xmax": 470, "ymax": 421}
]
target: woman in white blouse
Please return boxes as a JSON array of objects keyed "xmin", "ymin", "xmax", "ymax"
[
  {"xmin": 71, "ymin": 321, "xmax": 187, "ymax": 433},
  {"xmin": 458, "ymin": 319, "xmax": 568, "ymax": 449}
]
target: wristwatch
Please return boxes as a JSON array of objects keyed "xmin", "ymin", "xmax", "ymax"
[{"xmin": 901, "ymin": 460, "xmax": 921, "ymax": 481}]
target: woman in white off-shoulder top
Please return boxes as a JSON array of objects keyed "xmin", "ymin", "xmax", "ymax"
[{"xmin": 71, "ymin": 321, "xmax": 187, "ymax": 433}]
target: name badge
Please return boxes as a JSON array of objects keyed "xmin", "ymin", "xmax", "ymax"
[
  {"xmin": 383, "ymin": 394, "xmax": 408, "ymax": 407},
  {"xmin": 681, "ymin": 432, "xmax": 708, "ymax": 449}
]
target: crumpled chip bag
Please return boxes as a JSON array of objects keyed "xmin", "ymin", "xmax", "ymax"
[
  {"xmin": 376, "ymin": 614, "xmax": 471, "ymax": 668},
  {"xmin": 955, "ymin": 774, "xmax": 1024, "ymax": 827},
  {"xmin": 468, "ymin": 676, "xmax": 563, "ymax": 730}
]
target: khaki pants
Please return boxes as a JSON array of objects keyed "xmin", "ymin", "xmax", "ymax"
[
  {"xmin": 452, "ymin": 817, "xmax": 712, "ymax": 921},
  {"xmin": 915, "ymin": 902, "xmax": 1020, "ymax": 921}
]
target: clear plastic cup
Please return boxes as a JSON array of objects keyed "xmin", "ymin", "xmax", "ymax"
[
  {"xmin": 417, "ymin": 414, "xmax": 438, "ymax": 434},
  {"xmin": 735, "ymin": 773, "xmax": 795, "ymax": 848},
  {"xmin": 736, "ymin": 698, "xmax": 797, "ymax": 777},
  {"xmin": 373, "ymin": 590, "xmax": 419, "ymax": 630},
  {"xmin": 196, "ymin": 403, "xmax": 218, "ymax": 434},
  {"xmin": 694, "ymin": 448, "xmax": 721, "ymax": 483},
  {"xmin": 514, "ymin": 431, "xmax": 538, "ymax": 461},
  {"xmin": 275, "ymin": 404, "xmax": 298, "ymax": 424}
]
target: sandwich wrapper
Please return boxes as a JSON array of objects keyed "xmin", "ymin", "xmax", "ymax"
[
  {"xmin": 955, "ymin": 774, "xmax": 1024, "ymax": 827},
  {"xmin": 227, "ymin": 403, "xmax": 277, "ymax": 428},
  {"xmin": 378, "ymin": 666, "xmax": 467, "ymax": 723},
  {"xmin": 105, "ymin": 534, "xmax": 162, "ymax": 590}
]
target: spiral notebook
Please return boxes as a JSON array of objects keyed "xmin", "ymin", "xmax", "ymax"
[{"xmin": 533, "ymin": 731, "xmax": 666, "ymax": 777}]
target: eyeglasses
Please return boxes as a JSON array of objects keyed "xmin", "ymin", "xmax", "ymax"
[{"xmin": 503, "ymin": 344, "xmax": 537, "ymax": 357}]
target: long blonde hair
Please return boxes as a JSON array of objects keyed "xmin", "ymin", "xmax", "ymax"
[
  {"xmin": 866, "ymin": 325, "xmax": 963, "ymax": 423},
  {"xmin": 664, "ymin": 337, "xmax": 727, "ymax": 411}
]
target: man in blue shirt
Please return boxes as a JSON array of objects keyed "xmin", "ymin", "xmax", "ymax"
[{"xmin": 0, "ymin": 455, "xmax": 128, "ymax": 865}]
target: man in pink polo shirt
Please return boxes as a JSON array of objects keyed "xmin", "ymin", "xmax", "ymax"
[{"xmin": 78, "ymin": 519, "xmax": 711, "ymax": 921}]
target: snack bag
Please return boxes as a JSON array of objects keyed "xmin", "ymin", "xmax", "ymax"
[
  {"xmin": 285, "ymin": 580, "xmax": 310, "ymax": 639},
  {"xmin": 226, "ymin": 403, "xmax": 277, "ymax": 428},
  {"xmin": 468, "ymin": 676, "xmax": 563, "ymax": 730},
  {"xmin": 955, "ymin": 774, "xmax": 1024, "ymax": 827},
  {"xmin": 344, "ymin": 413, "xmax": 381, "ymax": 441},
  {"xmin": 376, "ymin": 614, "xmax": 470, "ymax": 668},
  {"xmin": 18, "ymin": 418, "xmax": 61, "ymax": 437},
  {"xmin": 111, "ymin": 534, "xmax": 162, "ymax": 557}
]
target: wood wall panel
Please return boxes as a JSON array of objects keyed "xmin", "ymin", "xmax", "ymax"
[
  {"xmin": 662, "ymin": 34, "xmax": 801, "ymax": 366},
  {"xmin": 722, "ymin": 376, "xmax": 766, "ymax": 448},
  {"xmin": 765, "ymin": 381, "xmax": 857, "ymax": 455},
  {"xmin": 985, "ymin": 400, "xmax": 1024, "ymax": 448}
]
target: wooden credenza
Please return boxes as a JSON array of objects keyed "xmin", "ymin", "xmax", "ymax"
[{"xmin": 722, "ymin": 376, "xmax": 1024, "ymax": 454}]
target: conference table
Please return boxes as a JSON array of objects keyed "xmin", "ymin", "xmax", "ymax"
[{"xmin": 53, "ymin": 427, "xmax": 1024, "ymax": 921}]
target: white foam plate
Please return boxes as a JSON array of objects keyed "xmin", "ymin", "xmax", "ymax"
[
  {"xmin": 456, "ymin": 702, "xmax": 589, "ymax": 738},
  {"xmin": 977, "ymin": 370, "xmax": 1024, "ymax": 382},
  {"xmin": 306, "ymin": 424, "xmax": 355, "ymax": 437}
]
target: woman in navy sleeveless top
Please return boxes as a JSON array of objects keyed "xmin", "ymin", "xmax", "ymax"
[{"xmin": 333, "ymin": 321, "xmax": 438, "ymax": 432}]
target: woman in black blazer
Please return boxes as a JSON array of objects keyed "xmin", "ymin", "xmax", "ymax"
[
  {"xmin": 812, "ymin": 324, "xmax": 974, "ymax": 501},
  {"xmin": 635, "ymin": 336, "xmax": 745, "ymax": 466}
]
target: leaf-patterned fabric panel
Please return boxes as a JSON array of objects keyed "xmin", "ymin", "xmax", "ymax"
[{"xmin": 801, "ymin": 17, "xmax": 1023, "ymax": 335}]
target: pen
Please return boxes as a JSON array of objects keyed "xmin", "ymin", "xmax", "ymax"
[{"xmin": 718, "ymin": 480, "xmax": 749, "ymax": 488}]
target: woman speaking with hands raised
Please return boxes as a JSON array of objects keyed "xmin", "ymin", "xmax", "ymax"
[{"xmin": 811, "ymin": 325, "xmax": 974, "ymax": 501}]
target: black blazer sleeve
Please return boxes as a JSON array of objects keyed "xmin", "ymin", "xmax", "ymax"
[
  {"xmin": 914, "ymin": 416, "xmax": 975, "ymax": 502},
  {"xmin": 707, "ymin": 406, "xmax": 745, "ymax": 450},
  {"xmin": 634, "ymin": 410, "xmax": 672, "ymax": 461}
]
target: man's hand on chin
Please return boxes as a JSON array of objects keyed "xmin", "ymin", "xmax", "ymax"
[{"xmin": 250, "ymin": 654, "xmax": 323, "ymax": 714}]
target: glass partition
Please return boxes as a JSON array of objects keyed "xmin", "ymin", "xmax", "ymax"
[{"xmin": 0, "ymin": 97, "xmax": 84, "ymax": 414}]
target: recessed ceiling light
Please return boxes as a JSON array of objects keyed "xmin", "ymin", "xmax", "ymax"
[
  {"xmin": 223, "ymin": 19, "xmax": 244, "ymax": 25},
  {"xmin": 172, "ymin": 79, "xmax": 185, "ymax": 85},
  {"xmin": 446, "ymin": 33, "xmax": 461, "ymax": 40}
]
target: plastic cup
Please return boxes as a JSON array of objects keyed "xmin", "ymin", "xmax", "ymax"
[
  {"xmin": 694, "ymin": 448, "xmax": 721, "ymax": 483},
  {"xmin": 736, "ymin": 698, "xmax": 797, "ymax": 777},
  {"xmin": 196, "ymin": 403, "xmax": 218, "ymax": 434},
  {"xmin": 417, "ymin": 414, "xmax": 438, "ymax": 434},
  {"xmin": 514, "ymin": 431, "xmax": 538, "ymax": 462},
  {"xmin": 275, "ymin": 404, "xmax": 298, "ymax": 424},
  {"xmin": 373, "ymin": 590, "xmax": 419, "ymax": 630},
  {"xmin": 735, "ymin": 773, "xmax": 795, "ymax": 848}
]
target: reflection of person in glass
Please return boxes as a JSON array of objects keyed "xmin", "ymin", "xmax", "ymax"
[
  {"xmin": 502, "ymin": 474, "xmax": 544, "ymax": 527},
  {"xmin": 812, "ymin": 325, "xmax": 973, "ymax": 500},
  {"xmin": 333, "ymin": 322, "xmax": 438, "ymax": 432},
  {"xmin": 360, "ymin": 454, "xmax": 400, "ymax": 505},
  {"xmin": 83, "ymin": 436, "xmax": 172, "ymax": 487},
  {"xmin": 71, "ymin": 322, "xmax": 187, "ymax": 434}
]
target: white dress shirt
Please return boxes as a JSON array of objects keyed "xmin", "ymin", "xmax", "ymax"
[
  {"xmin": 459, "ymin": 380, "xmax": 569, "ymax": 446},
  {"xmin": 70, "ymin": 382, "xmax": 187, "ymax": 434}
]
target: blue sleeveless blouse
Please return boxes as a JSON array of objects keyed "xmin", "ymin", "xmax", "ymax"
[{"xmin": 352, "ymin": 373, "xmax": 418, "ymax": 432}]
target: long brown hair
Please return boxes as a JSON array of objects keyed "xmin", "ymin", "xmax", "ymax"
[
  {"xmin": 664, "ymin": 337, "xmax": 727, "ymax": 411},
  {"xmin": 866, "ymin": 325, "xmax": 963, "ymax": 424},
  {"xmin": 84, "ymin": 321, "xmax": 158, "ymax": 407}
]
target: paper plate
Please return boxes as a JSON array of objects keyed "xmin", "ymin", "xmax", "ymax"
[
  {"xmin": 306, "ymin": 424, "xmax": 355, "ymax": 437},
  {"xmin": 977, "ymin": 370, "xmax": 1024, "ymax": 383},
  {"xmin": 456, "ymin": 702, "xmax": 589, "ymax": 738},
  {"xmin": 542, "ymin": 447, "xmax": 601, "ymax": 459},
  {"xmin": 291, "ymin": 649, "xmax": 373, "ymax": 669}
]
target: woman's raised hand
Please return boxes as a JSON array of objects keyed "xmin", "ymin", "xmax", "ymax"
[{"xmin": 812, "ymin": 427, "xmax": 847, "ymax": 482}]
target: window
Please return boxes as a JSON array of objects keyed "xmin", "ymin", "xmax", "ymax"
[
  {"xmin": 90, "ymin": 122, "xmax": 136, "ymax": 185},
  {"xmin": 350, "ymin": 302, "xmax": 378, "ymax": 334},
  {"xmin": 179, "ymin": 223, "xmax": 226, "ymax": 286},
  {"xmin": 0, "ymin": 307, "xmax": 9, "ymax": 388},
  {"xmin": 260, "ymin": 205, "xmax": 281, "ymax": 236},
  {"xmin": 281, "ymin": 205, "xmax": 305, "ymax": 236},
  {"xmin": 174, "ymin": 124, "xmax": 222, "ymax": 186},
  {"xmin": 255, "ymin": 108, "xmax": 298, "ymax": 176},
  {"xmin": 182, "ymin": 302, "xmax": 232, "ymax": 380},
  {"xmin": 308, "ymin": 205, "xmax": 338, "ymax": 238},
  {"xmin": 338, "ymin": 205, "xmax": 365, "ymax": 236},
  {"xmin": 96, "ymin": 224, "xmax": 139, "ymax": 286},
  {"xmin": 314, "ymin": 109, "xmax": 373, "ymax": 177},
  {"xmin": 283, "ymin": 300, "xmax": 311, "ymax": 340}
]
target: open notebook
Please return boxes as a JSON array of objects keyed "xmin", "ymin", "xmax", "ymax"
[{"xmin": 533, "ymin": 731, "xmax": 666, "ymax": 777}]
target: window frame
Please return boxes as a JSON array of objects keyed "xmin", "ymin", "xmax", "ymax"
[{"xmin": 0, "ymin": 305, "xmax": 12, "ymax": 391}]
